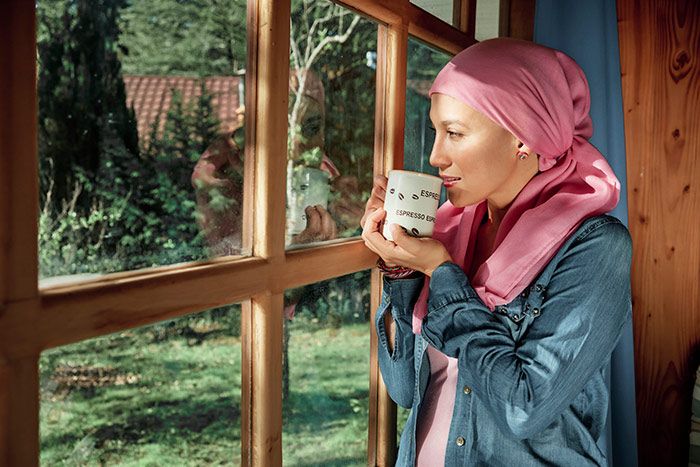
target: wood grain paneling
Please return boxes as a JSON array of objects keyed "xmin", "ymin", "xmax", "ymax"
[
  {"xmin": 0, "ymin": 0, "xmax": 39, "ymax": 304},
  {"xmin": 406, "ymin": 3, "xmax": 476, "ymax": 55},
  {"xmin": 617, "ymin": 1, "xmax": 700, "ymax": 465},
  {"xmin": 453, "ymin": 0, "xmax": 477, "ymax": 37},
  {"xmin": 0, "ymin": 356, "xmax": 40, "ymax": 467},
  {"xmin": 503, "ymin": 0, "xmax": 535, "ymax": 41},
  {"xmin": 367, "ymin": 24, "xmax": 387, "ymax": 466},
  {"xmin": 250, "ymin": 292, "xmax": 284, "ymax": 466},
  {"xmin": 0, "ymin": 3, "xmax": 40, "ymax": 465}
]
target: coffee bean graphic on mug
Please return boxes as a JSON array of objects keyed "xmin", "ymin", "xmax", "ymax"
[{"xmin": 382, "ymin": 170, "xmax": 443, "ymax": 241}]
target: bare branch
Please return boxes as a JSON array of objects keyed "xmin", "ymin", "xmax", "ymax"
[
  {"xmin": 288, "ymin": 5, "xmax": 362, "ymax": 140},
  {"xmin": 304, "ymin": 5, "xmax": 335, "ymax": 64},
  {"xmin": 305, "ymin": 14, "xmax": 360, "ymax": 74}
]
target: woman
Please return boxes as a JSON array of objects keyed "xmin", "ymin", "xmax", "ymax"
[{"xmin": 361, "ymin": 38, "xmax": 632, "ymax": 466}]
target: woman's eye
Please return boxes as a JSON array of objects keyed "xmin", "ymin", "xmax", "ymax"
[{"xmin": 447, "ymin": 130, "xmax": 462, "ymax": 138}]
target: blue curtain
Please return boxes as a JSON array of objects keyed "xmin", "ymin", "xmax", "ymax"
[{"xmin": 534, "ymin": 1, "xmax": 638, "ymax": 466}]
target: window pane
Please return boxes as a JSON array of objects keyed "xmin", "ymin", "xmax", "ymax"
[
  {"xmin": 411, "ymin": 0, "xmax": 455, "ymax": 25},
  {"xmin": 37, "ymin": 0, "xmax": 250, "ymax": 282},
  {"xmin": 405, "ymin": 37, "xmax": 451, "ymax": 195},
  {"xmin": 285, "ymin": 1, "xmax": 376, "ymax": 250},
  {"xmin": 40, "ymin": 304, "xmax": 243, "ymax": 465},
  {"xmin": 475, "ymin": 0, "xmax": 501, "ymax": 41},
  {"xmin": 282, "ymin": 270, "xmax": 371, "ymax": 465}
]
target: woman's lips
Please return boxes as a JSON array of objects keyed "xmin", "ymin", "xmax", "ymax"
[{"xmin": 441, "ymin": 176, "xmax": 461, "ymax": 188}]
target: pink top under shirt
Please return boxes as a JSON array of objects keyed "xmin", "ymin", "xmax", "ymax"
[{"xmin": 415, "ymin": 344, "xmax": 459, "ymax": 466}]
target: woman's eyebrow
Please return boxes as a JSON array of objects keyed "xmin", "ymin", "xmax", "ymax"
[{"xmin": 440, "ymin": 119, "xmax": 466, "ymax": 127}]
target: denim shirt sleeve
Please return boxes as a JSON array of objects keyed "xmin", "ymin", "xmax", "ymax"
[
  {"xmin": 375, "ymin": 274, "xmax": 424, "ymax": 409},
  {"xmin": 420, "ymin": 220, "xmax": 633, "ymax": 440}
]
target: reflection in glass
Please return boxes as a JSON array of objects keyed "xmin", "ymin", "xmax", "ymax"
[
  {"xmin": 37, "ymin": 0, "xmax": 249, "ymax": 282},
  {"xmin": 40, "ymin": 305, "xmax": 242, "ymax": 465},
  {"xmin": 282, "ymin": 270, "xmax": 371, "ymax": 465},
  {"xmin": 285, "ymin": 1, "xmax": 377, "ymax": 249},
  {"xmin": 410, "ymin": 0, "xmax": 455, "ymax": 25},
  {"xmin": 405, "ymin": 37, "xmax": 451, "ymax": 183}
]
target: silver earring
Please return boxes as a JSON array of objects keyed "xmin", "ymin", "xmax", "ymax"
[{"xmin": 517, "ymin": 151, "xmax": 528, "ymax": 160}]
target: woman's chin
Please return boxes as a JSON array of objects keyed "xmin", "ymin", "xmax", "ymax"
[{"xmin": 448, "ymin": 191, "xmax": 484, "ymax": 208}]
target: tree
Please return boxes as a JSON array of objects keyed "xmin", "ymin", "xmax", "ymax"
[
  {"xmin": 37, "ymin": 0, "xmax": 139, "ymax": 211},
  {"xmin": 288, "ymin": 0, "xmax": 361, "ymax": 159},
  {"xmin": 118, "ymin": 0, "xmax": 248, "ymax": 76}
]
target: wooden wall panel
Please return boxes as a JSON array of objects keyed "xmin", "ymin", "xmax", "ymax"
[
  {"xmin": 453, "ymin": 0, "xmax": 477, "ymax": 37},
  {"xmin": 0, "ymin": 0, "xmax": 39, "ymax": 304},
  {"xmin": 617, "ymin": 1, "xmax": 700, "ymax": 465},
  {"xmin": 0, "ymin": 356, "xmax": 40, "ymax": 467},
  {"xmin": 502, "ymin": 0, "xmax": 535, "ymax": 41}
]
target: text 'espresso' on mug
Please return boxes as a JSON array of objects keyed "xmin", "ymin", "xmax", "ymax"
[{"xmin": 382, "ymin": 170, "xmax": 443, "ymax": 241}]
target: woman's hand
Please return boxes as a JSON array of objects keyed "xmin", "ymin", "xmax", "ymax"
[
  {"xmin": 362, "ymin": 207, "xmax": 453, "ymax": 277},
  {"xmin": 291, "ymin": 205, "xmax": 338, "ymax": 244},
  {"xmin": 360, "ymin": 175, "xmax": 388, "ymax": 229}
]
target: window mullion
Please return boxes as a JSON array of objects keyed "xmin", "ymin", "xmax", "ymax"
[
  {"xmin": 0, "ymin": 2, "xmax": 40, "ymax": 466},
  {"xmin": 247, "ymin": 0, "xmax": 290, "ymax": 465},
  {"xmin": 251, "ymin": 0, "xmax": 291, "ymax": 262},
  {"xmin": 0, "ymin": 0, "xmax": 39, "ymax": 304},
  {"xmin": 370, "ymin": 17, "xmax": 409, "ymax": 467}
]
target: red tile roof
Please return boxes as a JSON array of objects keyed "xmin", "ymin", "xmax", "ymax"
[{"xmin": 123, "ymin": 75, "xmax": 243, "ymax": 143}]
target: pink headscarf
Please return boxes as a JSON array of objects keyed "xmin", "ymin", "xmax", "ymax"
[{"xmin": 411, "ymin": 37, "xmax": 621, "ymax": 334}]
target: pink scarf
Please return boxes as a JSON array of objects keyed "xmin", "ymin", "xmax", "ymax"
[{"xmin": 412, "ymin": 38, "xmax": 621, "ymax": 334}]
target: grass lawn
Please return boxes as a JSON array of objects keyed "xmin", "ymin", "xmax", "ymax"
[{"xmin": 40, "ymin": 317, "xmax": 371, "ymax": 466}]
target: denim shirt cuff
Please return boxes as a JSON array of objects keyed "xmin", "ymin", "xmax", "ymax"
[
  {"xmin": 428, "ymin": 261, "xmax": 481, "ymax": 312},
  {"xmin": 382, "ymin": 274, "xmax": 424, "ymax": 320}
]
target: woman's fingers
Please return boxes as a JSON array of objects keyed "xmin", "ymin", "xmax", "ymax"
[
  {"xmin": 390, "ymin": 224, "xmax": 420, "ymax": 254},
  {"xmin": 373, "ymin": 174, "xmax": 388, "ymax": 190},
  {"xmin": 360, "ymin": 175, "xmax": 389, "ymax": 228},
  {"xmin": 304, "ymin": 205, "xmax": 322, "ymax": 233},
  {"xmin": 362, "ymin": 208, "xmax": 397, "ymax": 260},
  {"xmin": 294, "ymin": 205, "xmax": 338, "ymax": 242},
  {"xmin": 316, "ymin": 205, "xmax": 337, "ymax": 240},
  {"xmin": 362, "ymin": 206, "xmax": 385, "ymax": 236}
]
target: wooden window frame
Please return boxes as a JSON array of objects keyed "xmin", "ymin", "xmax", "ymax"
[{"xmin": 0, "ymin": 0, "xmax": 532, "ymax": 465}]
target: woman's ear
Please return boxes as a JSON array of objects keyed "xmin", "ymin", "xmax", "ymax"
[{"xmin": 516, "ymin": 141, "xmax": 535, "ymax": 156}]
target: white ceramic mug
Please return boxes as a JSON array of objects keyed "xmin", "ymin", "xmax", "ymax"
[
  {"xmin": 382, "ymin": 170, "xmax": 443, "ymax": 241},
  {"xmin": 287, "ymin": 166, "xmax": 331, "ymax": 237}
]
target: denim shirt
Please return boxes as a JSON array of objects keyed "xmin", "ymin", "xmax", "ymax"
[{"xmin": 375, "ymin": 214, "xmax": 633, "ymax": 467}]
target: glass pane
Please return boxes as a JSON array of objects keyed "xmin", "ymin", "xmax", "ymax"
[
  {"xmin": 37, "ymin": 0, "xmax": 250, "ymax": 282},
  {"xmin": 285, "ymin": 1, "xmax": 376, "ymax": 249},
  {"xmin": 475, "ymin": 0, "xmax": 501, "ymax": 41},
  {"xmin": 40, "ymin": 304, "xmax": 243, "ymax": 465},
  {"xmin": 405, "ymin": 37, "xmax": 451, "ymax": 206},
  {"xmin": 282, "ymin": 270, "xmax": 371, "ymax": 465},
  {"xmin": 410, "ymin": 0, "xmax": 455, "ymax": 25}
]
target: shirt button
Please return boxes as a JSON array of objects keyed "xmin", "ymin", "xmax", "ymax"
[
  {"xmin": 512, "ymin": 314, "xmax": 521, "ymax": 322},
  {"xmin": 535, "ymin": 284, "xmax": 544, "ymax": 292},
  {"xmin": 456, "ymin": 436, "xmax": 465, "ymax": 446},
  {"xmin": 463, "ymin": 385, "xmax": 472, "ymax": 395},
  {"xmin": 532, "ymin": 308, "xmax": 540, "ymax": 316}
]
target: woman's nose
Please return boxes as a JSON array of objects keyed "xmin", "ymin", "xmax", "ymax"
[{"xmin": 429, "ymin": 141, "xmax": 450, "ymax": 169}]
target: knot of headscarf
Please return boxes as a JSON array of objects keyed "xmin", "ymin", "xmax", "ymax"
[{"xmin": 410, "ymin": 38, "xmax": 620, "ymax": 334}]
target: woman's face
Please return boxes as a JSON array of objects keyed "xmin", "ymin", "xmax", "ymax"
[{"xmin": 428, "ymin": 93, "xmax": 523, "ymax": 209}]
